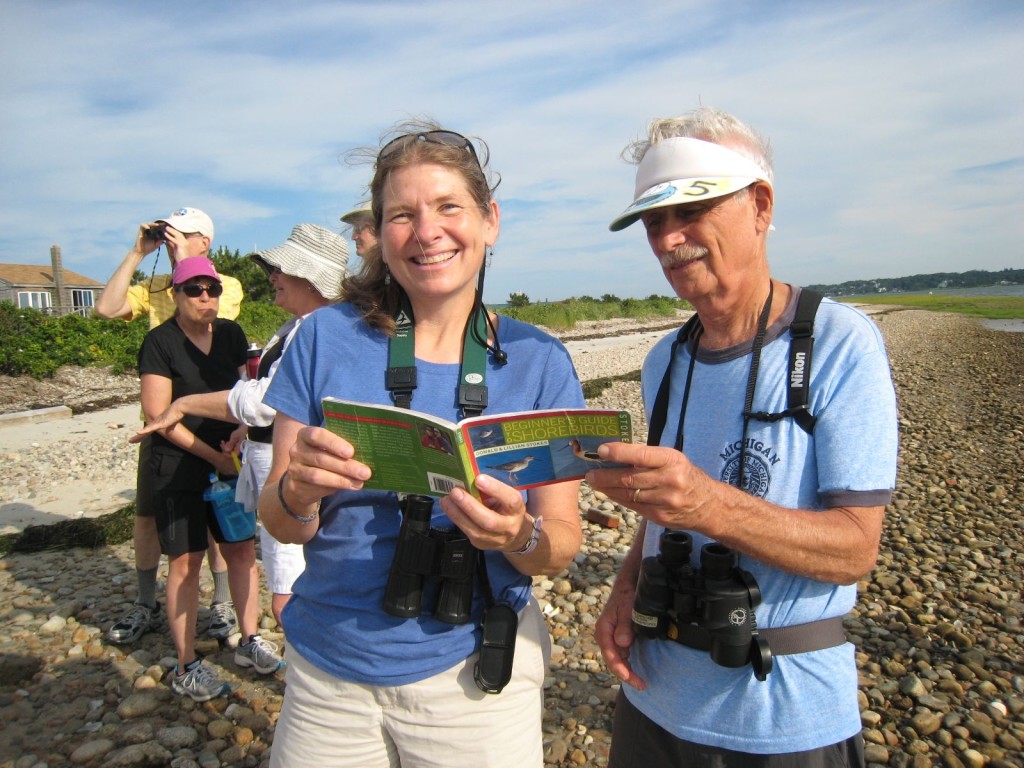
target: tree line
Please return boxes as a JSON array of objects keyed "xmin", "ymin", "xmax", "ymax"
[{"xmin": 808, "ymin": 268, "xmax": 1023, "ymax": 297}]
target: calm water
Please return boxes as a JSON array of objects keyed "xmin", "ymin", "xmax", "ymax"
[
  {"xmin": 905, "ymin": 284, "xmax": 1022, "ymax": 299},
  {"xmin": 845, "ymin": 283, "xmax": 1024, "ymax": 300},
  {"xmin": 847, "ymin": 284, "xmax": 1024, "ymax": 332}
]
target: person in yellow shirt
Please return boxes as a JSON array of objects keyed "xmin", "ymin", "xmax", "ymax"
[{"xmin": 96, "ymin": 207, "xmax": 243, "ymax": 328}]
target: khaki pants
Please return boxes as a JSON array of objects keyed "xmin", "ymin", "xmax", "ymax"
[{"xmin": 270, "ymin": 598, "xmax": 550, "ymax": 768}]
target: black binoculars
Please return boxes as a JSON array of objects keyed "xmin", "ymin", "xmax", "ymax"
[
  {"xmin": 383, "ymin": 494, "xmax": 476, "ymax": 625},
  {"xmin": 144, "ymin": 223, "xmax": 168, "ymax": 241},
  {"xmin": 633, "ymin": 530, "xmax": 771, "ymax": 677}
]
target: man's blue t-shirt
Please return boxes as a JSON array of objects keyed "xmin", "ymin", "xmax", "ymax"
[{"xmin": 626, "ymin": 290, "xmax": 898, "ymax": 754}]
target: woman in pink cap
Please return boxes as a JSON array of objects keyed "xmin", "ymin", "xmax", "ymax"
[{"xmin": 132, "ymin": 256, "xmax": 274, "ymax": 701}]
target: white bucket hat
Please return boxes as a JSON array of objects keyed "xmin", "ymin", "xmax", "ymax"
[{"xmin": 249, "ymin": 224, "xmax": 350, "ymax": 301}]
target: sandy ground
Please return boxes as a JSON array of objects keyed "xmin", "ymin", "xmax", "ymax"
[{"xmin": 0, "ymin": 404, "xmax": 142, "ymax": 533}]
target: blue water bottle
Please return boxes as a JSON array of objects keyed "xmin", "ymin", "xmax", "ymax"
[{"xmin": 204, "ymin": 473, "xmax": 257, "ymax": 542}]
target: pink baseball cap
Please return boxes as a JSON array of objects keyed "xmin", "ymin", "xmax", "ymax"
[{"xmin": 172, "ymin": 257, "xmax": 221, "ymax": 285}]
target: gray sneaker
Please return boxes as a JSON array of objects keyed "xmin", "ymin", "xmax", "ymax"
[
  {"xmin": 207, "ymin": 601, "xmax": 238, "ymax": 639},
  {"xmin": 234, "ymin": 635, "xmax": 285, "ymax": 675},
  {"xmin": 171, "ymin": 660, "xmax": 230, "ymax": 702},
  {"xmin": 107, "ymin": 601, "xmax": 160, "ymax": 644}
]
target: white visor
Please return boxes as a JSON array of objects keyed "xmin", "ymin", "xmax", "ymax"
[{"xmin": 609, "ymin": 137, "xmax": 772, "ymax": 231}]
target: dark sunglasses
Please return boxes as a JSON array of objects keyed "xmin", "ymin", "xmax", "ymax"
[
  {"xmin": 253, "ymin": 256, "xmax": 284, "ymax": 280},
  {"xmin": 175, "ymin": 282, "xmax": 223, "ymax": 298},
  {"xmin": 378, "ymin": 130, "xmax": 480, "ymax": 166}
]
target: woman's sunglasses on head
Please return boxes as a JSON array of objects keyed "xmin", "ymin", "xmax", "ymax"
[
  {"xmin": 378, "ymin": 130, "xmax": 480, "ymax": 167},
  {"xmin": 175, "ymin": 282, "xmax": 224, "ymax": 298}
]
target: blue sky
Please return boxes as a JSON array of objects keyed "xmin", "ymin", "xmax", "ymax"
[{"xmin": 1, "ymin": 1, "xmax": 1021, "ymax": 304}]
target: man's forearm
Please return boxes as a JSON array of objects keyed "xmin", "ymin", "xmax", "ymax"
[{"xmin": 95, "ymin": 249, "xmax": 144, "ymax": 319}]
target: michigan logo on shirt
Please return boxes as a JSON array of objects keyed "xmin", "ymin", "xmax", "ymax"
[{"xmin": 721, "ymin": 451, "xmax": 772, "ymax": 498}]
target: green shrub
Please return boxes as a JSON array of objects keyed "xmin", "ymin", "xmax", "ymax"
[
  {"xmin": 0, "ymin": 299, "xmax": 287, "ymax": 379},
  {"xmin": 0, "ymin": 293, "xmax": 689, "ymax": 381},
  {"xmin": 237, "ymin": 301, "xmax": 290, "ymax": 346},
  {"xmin": 210, "ymin": 246, "xmax": 277, "ymax": 305}
]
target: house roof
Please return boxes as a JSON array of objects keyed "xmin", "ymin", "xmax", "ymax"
[{"xmin": 0, "ymin": 263, "xmax": 104, "ymax": 288}]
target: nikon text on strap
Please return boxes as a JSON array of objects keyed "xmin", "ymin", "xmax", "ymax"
[
  {"xmin": 746, "ymin": 287, "xmax": 822, "ymax": 434},
  {"xmin": 648, "ymin": 286, "xmax": 823, "ymax": 446}
]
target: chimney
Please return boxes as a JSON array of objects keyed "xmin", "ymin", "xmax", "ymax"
[{"xmin": 51, "ymin": 244, "xmax": 67, "ymax": 314}]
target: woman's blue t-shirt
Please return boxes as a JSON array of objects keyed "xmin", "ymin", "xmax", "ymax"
[{"xmin": 264, "ymin": 302, "xmax": 584, "ymax": 686}]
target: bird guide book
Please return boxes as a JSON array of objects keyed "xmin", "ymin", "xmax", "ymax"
[{"xmin": 321, "ymin": 397, "xmax": 633, "ymax": 499}]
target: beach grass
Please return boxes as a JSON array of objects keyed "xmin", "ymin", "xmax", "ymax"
[
  {"xmin": 500, "ymin": 296, "xmax": 687, "ymax": 330},
  {"xmin": 842, "ymin": 294, "xmax": 1024, "ymax": 320}
]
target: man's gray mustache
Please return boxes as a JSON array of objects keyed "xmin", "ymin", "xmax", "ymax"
[{"xmin": 659, "ymin": 246, "xmax": 708, "ymax": 268}]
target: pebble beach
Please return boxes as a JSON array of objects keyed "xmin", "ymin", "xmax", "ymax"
[{"xmin": 1, "ymin": 307, "xmax": 1022, "ymax": 768}]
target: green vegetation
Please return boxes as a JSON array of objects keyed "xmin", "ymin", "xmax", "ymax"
[
  {"xmin": 499, "ymin": 294, "xmax": 688, "ymax": 330},
  {"xmin": 0, "ymin": 298, "xmax": 287, "ymax": 379},
  {"xmin": 0, "ymin": 302, "xmax": 149, "ymax": 378},
  {"xmin": 1, "ymin": 291, "xmax": 685, "ymax": 379},
  {"xmin": 210, "ymin": 246, "xmax": 277, "ymax": 305},
  {"xmin": 236, "ymin": 302, "xmax": 290, "ymax": 346},
  {"xmin": 843, "ymin": 294, "xmax": 1024, "ymax": 320}
]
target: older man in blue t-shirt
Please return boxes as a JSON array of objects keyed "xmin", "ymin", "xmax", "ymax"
[{"xmin": 587, "ymin": 107, "xmax": 898, "ymax": 767}]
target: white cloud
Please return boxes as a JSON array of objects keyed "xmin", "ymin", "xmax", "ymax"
[{"xmin": 0, "ymin": 0, "xmax": 1020, "ymax": 303}]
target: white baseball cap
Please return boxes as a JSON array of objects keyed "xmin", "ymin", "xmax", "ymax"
[{"xmin": 157, "ymin": 207, "xmax": 215, "ymax": 239}]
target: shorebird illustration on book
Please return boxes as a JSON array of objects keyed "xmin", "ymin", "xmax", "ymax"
[
  {"xmin": 564, "ymin": 438, "xmax": 606, "ymax": 464},
  {"xmin": 484, "ymin": 455, "xmax": 537, "ymax": 485},
  {"xmin": 470, "ymin": 426, "xmax": 503, "ymax": 448}
]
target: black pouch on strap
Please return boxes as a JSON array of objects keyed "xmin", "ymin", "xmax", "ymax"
[{"xmin": 474, "ymin": 602, "xmax": 518, "ymax": 694}]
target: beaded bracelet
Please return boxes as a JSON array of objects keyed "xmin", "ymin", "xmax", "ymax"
[
  {"xmin": 277, "ymin": 471, "xmax": 318, "ymax": 524},
  {"xmin": 509, "ymin": 514, "xmax": 543, "ymax": 556}
]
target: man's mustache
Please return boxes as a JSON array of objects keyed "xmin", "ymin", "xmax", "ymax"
[{"xmin": 659, "ymin": 244, "xmax": 708, "ymax": 269}]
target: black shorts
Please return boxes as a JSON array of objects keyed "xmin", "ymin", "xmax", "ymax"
[
  {"xmin": 136, "ymin": 436, "xmax": 250, "ymax": 554},
  {"xmin": 151, "ymin": 488, "xmax": 215, "ymax": 557},
  {"xmin": 608, "ymin": 689, "xmax": 865, "ymax": 768}
]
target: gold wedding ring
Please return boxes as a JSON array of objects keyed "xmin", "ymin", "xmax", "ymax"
[{"xmin": 632, "ymin": 488, "xmax": 641, "ymax": 504}]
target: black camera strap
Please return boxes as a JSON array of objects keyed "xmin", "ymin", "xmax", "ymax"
[
  {"xmin": 386, "ymin": 289, "xmax": 518, "ymax": 694},
  {"xmin": 648, "ymin": 282, "xmax": 774, "ymax": 491},
  {"xmin": 647, "ymin": 285, "xmax": 823, "ymax": 449}
]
